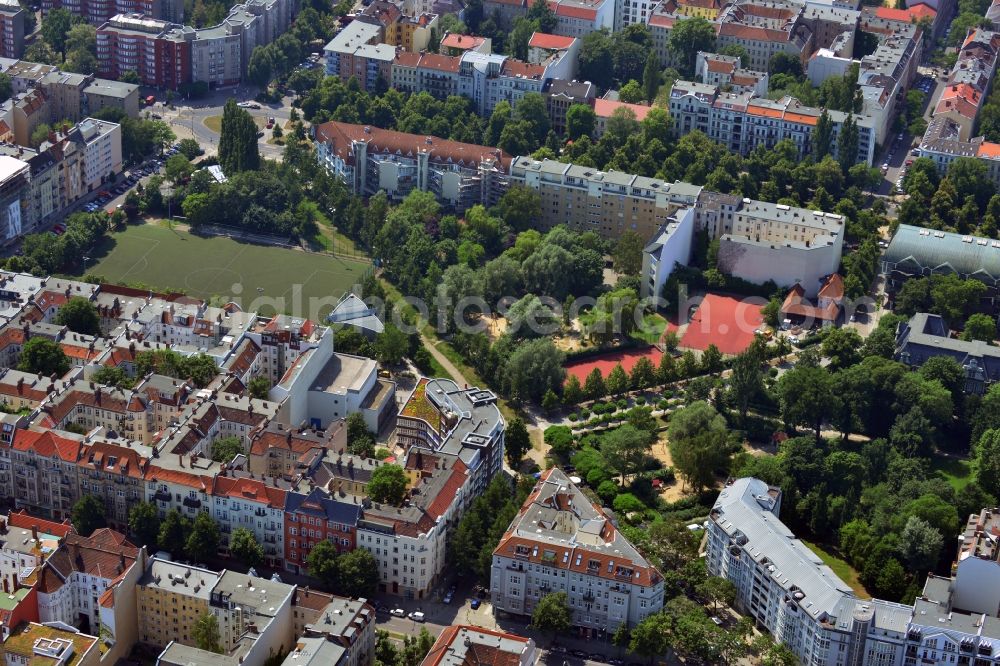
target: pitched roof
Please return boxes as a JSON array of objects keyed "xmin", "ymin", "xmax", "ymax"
[
  {"xmin": 7, "ymin": 509, "xmax": 75, "ymax": 538},
  {"xmin": 39, "ymin": 529, "xmax": 138, "ymax": 592},
  {"xmin": 440, "ymin": 33, "xmax": 487, "ymax": 50},
  {"xmin": 212, "ymin": 474, "xmax": 287, "ymax": 508},
  {"xmin": 314, "ymin": 122, "xmax": 512, "ymax": 172},
  {"xmin": 593, "ymin": 98, "xmax": 653, "ymax": 121},
  {"xmin": 11, "ymin": 429, "xmax": 81, "ymax": 462},
  {"xmin": 528, "ymin": 32, "xmax": 575, "ymax": 50}
]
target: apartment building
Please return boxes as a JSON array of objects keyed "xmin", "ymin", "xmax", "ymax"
[
  {"xmin": 81, "ymin": 78, "xmax": 140, "ymax": 117},
  {"xmin": 283, "ymin": 487, "xmax": 361, "ymax": 574},
  {"xmin": 137, "ymin": 559, "xmax": 220, "ymax": 648},
  {"xmin": 8, "ymin": 428, "xmax": 83, "ymax": 523},
  {"xmin": 98, "ymin": 0, "xmax": 295, "ymax": 90},
  {"xmin": 290, "ymin": 590, "xmax": 376, "ymax": 666},
  {"xmin": 357, "ymin": 451, "xmax": 470, "ymax": 599},
  {"xmin": 0, "ymin": 155, "xmax": 27, "ymax": 246},
  {"xmin": 548, "ymin": 0, "xmax": 614, "ymax": 36},
  {"xmin": 695, "ymin": 51, "xmax": 769, "ymax": 95},
  {"xmin": 244, "ymin": 314, "xmax": 319, "ymax": 386},
  {"xmin": 245, "ymin": 420, "xmax": 346, "ymax": 477},
  {"xmin": 0, "ymin": 1, "xmax": 25, "ymax": 60},
  {"xmin": 323, "ymin": 20, "xmax": 396, "ymax": 91},
  {"xmin": 353, "ymin": 0, "xmax": 438, "ymax": 52},
  {"xmin": 707, "ymin": 478, "xmax": 912, "ymax": 666},
  {"xmin": 209, "ymin": 473, "xmax": 287, "ymax": 567},
  {"xmin": 857, "ymin": 27, "xmax": 920, "ymax": 146},
  {"xmin": 668, "ymin": 80, "xmax": 877, "ymax": 165},
  {"xmin": 491, "ymin": 468, "xmax": 664, "ymax": 633},
  {"xmin": 396, "ymin": 378, "xmax": 504, "ymax": 496},
  {"xmin": 719, "ymin": 198, "xmax": 845, "ymax": 296},
  {"xmin": 43, "ymin": 0, "xmax": 182, "ymax": 25},
  {"xmin": 716, "ymin": 0, "xmax": 814, "ymax": 71},
  {"xmin": 647, "ymin": 0, "xmax": 725, "ymax": 66},
  {"xmin": 507, "ymin": 156, "xmax": 703, "ymax": 241},
  {"xmin": 0, "ymin": 622, "xmax": 100, "ymax": 666},
  {"xmin": 540, "ymin": 79, "xmax": 595, "ymax": 136},
  {"xmin": 35, "ymin": 529, "xmax": 140, "ymax": 635},
  {"xmin": 936, "ymin": 29, "xmax": 1000, "ymax": 140},
  {"xmin": 0, "ymin": 510, "xmax": 72, "ymax": 596},
  {"xmin": 314, "ymin": 121, "xmax": 512, "ymax": 212},
  {"xmin": 421, "ymin": 626, "xmax": 538, "ymax": 666},
  {"xmin": 96, "ymin": 15, "xmax": 192, "ymax": 90},
  {"xmin": 640, "ymin": 206, "xmax": 696, "ymax": 299}
]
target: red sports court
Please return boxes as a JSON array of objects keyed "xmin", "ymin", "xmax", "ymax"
[
  {"xmin": 564, "ymin": 346, "xmax": 663, "ymax": 383},
  {"xmin": 679, "ymin": 293, "xmax": 764, "ymax": 355}
]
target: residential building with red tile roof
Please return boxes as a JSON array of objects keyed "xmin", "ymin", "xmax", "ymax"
[
  {"xmin": 421, "ymin": 626, "xmax": 537, "ymax": 666},
  {"xmin": 440, "ymin": 32, "xmax": 491, "ymax": 56},
  {"xmin": 246, "ymin": 420, "xmax": 346, "ymax": 477},
  {"xmin": 354, "ymin": 451, "xmax": 470, "ymax": 597},
  {"xmin": 291, "ymin": 591, "xmax": 376, "ymax": 666},
  {"xmin": 0, "ymin": 369, "xmax": 68, "ymax": 412},
  {"xmin": 8, "ymin": 427, "xmax": 84, "ymax": 522},
  {"xmin": 36, "ymin": 528, "xmax": 139, "ymax": 634},
  {"xmin": 669, "ymin": 79, "xmax": 877, "ymax": 164},
  {"xmin": 716, "ymin": 0, "xmax": 813, "ymax": 71},
  {"xmin": 491, "ymin": 468, "xmax": 664, "ymax": 632},
  {"xmin": 314, "ymin": 121, "xmax": 511, "ymax": 212},
  {"xmin": 0, "ymin": 509, "xmax": 73, "ymax": 597},
  {"xmin": 696, "ymin": 50, "xmax": 769, "ymax": 95},
  {"xmin": 209, "ymin": 471, "xmax": 287, "ymax": 566}
]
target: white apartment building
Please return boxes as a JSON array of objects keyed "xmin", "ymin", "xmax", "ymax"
[
  {"xmin": 69, "ymin": 118, "xmax": 121, "ymax": 192},
  {"xmin": 36, "ymin": 529, "xmax": 141, "ymax": 635},
  {"xmin": 356, "ymin": 451, "xmax": 471, "ymax": 599},
  {"xmin": 491, "ymin": 469, "xmax": 664, "ymax": 634},
  {"xmin": 707, "ymin": 478, "xmax": 912, "ymax": 666},
  {"xmin": 640, "ymin": 206, "xmax": 695, "ymax": 299},
  {"xmin": 209, "ymin": 473, "xmax": 286, "ymax": 568},
  {"xmin": 719, "ymin": 198, "xmax": 845, "ymax": 296},
  {"xmin": 668, "ymin": 79, "xmax": 877, "ymax": 165}
]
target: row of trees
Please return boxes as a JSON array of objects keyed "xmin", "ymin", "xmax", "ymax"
[{"xmin": 899, "ymin": 156, "xmax": 1000, "ymax": 238}]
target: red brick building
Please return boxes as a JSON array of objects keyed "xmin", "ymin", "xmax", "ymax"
[
  {"xmin": 96, "ymin": 14, "xmax": 192, "ymax": 90},
  {"xmin": 283, "ymin": 488, "xmax": 361, "ymax": 574}
]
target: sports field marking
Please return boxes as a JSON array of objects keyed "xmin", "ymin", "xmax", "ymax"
[{"xmin": 118, "ymin": 238, "xmax": 161, "ymax": 282}]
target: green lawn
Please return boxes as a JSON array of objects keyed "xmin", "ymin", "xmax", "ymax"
[
  {"xmin": 930, "ymin": 455, "xmax": 973, "ymax": 492},
  {"xmin": 632, "ymin": 313, "xmax": 669, "ymax": 344},
  {"xmin": 802, "ymin": 540, "xmax": 871, "ymax": 599},
  {"xmin": 78, "ymin": 223, "xmax": 371, "ymax": 318}
]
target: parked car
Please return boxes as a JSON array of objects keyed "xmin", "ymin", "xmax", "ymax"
[
  {"xmin": 470, "ymin": 599, "xmax": 481, "ymax": 610},
  {"xmin": 390, "ymin": 608, "xmax": 405, "ymax": 617},
  {"xmin": 443, "ymin": 592, "xmax": 453, "ymax": 604},
  {"xmin": 408, "ymin": 611, "xmax": 426, "ymax": 622}
]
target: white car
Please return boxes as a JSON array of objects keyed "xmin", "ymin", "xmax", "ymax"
[
  {"xmin": 390, "ymin": 608, "xmax": 406, "ymax": 617},
  {"xmin": 409, "ymin": 611, "xmax": 426, "ymax": 622}
]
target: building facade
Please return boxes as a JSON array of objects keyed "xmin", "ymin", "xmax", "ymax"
[{"xmin": 491, "ymin": 469, "xmax": 664, "ymax": 633}]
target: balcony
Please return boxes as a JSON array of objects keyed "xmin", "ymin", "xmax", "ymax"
[{"xmin": 182, "ymin": 496, "xmax": 201, "ymax": 509}]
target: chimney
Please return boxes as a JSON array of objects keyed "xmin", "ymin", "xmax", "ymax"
[
  {"xmin": 31, "ymin": 525, "xmax": 37, "ymax": 541},
  {"xmin": 178, "ymin": 453, "xmax": 184, "ymax": 467}
]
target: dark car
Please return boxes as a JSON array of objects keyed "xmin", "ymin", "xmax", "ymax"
[
  {"xmin": 470, "ymin": 599, "xmax": 481, "ymax": 610},
  {"xmin": 571, "ymin": 650, "xmax": 587, "ymax": 659}
]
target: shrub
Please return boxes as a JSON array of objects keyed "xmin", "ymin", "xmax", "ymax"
[
  {"xmin": 658, "ymin": 399, "xmax": 669, "ymax": 409},
  {"xmin": 613, "ymin": 493, "xmax": 646, "ymax": 514},
  {"xmin": 568, "ymin": 413, "xmax": 579, "ymax": 421},
  {"xmin": 616, "ymin": 398, "xmax": 628, "ymax": 410},
  {"xmin": 769, "ymin": 367, "xmax": 779, "ymax": 377},
  {"xmin": 580, "ymin": 408, "xmax": 591, "ymax": 419},
  {"xmin": 635, "ymin": 396, "xmax": 646, "ymax": 405},
  {"xmin": 587, "ymin": 467, "xmax": 610, "ymax": 487},
  {"xmin": 597, "ymin": 480, "xmax": 619, "ymax": 504}
]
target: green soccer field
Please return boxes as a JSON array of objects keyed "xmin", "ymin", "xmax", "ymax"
[{"xmin": 82, "ymin": 224, "xmax": 372, "ymax": 318}]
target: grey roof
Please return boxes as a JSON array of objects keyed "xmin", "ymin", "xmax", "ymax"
[
  {"xmin": 910, "ymin": 576, "xmax": 1000, "ymax": 647},
  {"xmin": 157, "ymin": 641, "xmax": 241, "ymax": 666},
  {"xmin": 84, "ymin": 78, "xmax": 139, "ymax": 99},
  {"xmin": 327, "ymin": 293, "xmax": 384, "ymax": 334},
  {"xmin": 884, "ymin": 224, "xmax": 1000, "ymax": 283},
  {"xmin": 280, "ymin": 636, "xmax": 346, "ymax": 666},
  {"xmin": 895, "ymin": 312, "xmax": 1000, "ymax": 383},
  {"xmin": 411, "ymin": 378, "xmax": 502, "ymax": 465},
  {"xmin": 712, "ymin": 478, "xmax": 855, "ymax": 621}
]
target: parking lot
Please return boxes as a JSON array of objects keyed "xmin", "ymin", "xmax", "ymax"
[{"xmin": 79, "ymin": 142, "xmax": 185, "ymax": 217}]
